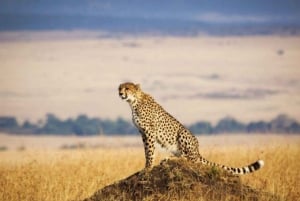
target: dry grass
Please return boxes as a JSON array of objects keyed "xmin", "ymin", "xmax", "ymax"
[
  {"xmin": 0, "ymin": 135, "xmax": 299, "ymax": 201},
  {"xmin": 0, "ymin": 149, "xmax": 144, "ymax": 201}
]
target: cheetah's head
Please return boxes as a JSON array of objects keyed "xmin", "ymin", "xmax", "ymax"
[{"xmin": 118, "ymin": 82, "xmax": 141, "ymax": 103}]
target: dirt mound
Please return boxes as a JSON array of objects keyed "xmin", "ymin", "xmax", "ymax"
[{"xmin": 83, "ymin": 159, "xmax": 278, "ymax": 201}]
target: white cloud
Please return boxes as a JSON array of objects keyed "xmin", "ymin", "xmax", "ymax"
[{"xmin": 195, "ymin": 12, "xmax": 272, "ymax": 23}]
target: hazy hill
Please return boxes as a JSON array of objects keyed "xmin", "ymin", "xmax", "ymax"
[{"xmin": 1, "ymin": 0, "xmax": 300, "ymax": 35}]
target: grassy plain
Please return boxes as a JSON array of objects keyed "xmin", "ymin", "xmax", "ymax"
[{"xmin": 0, "ymin": 134, "xmax": 299, "ymax": 201}]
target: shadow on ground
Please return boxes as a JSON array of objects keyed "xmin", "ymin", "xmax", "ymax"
[{"xmin": 83, "ymin": 159, "xmax": 278, "ymax": 201}]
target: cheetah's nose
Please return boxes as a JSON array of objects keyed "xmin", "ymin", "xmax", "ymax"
[{"xmin": 119, "ymin": 92, "xmax": 126, "ymax": 99}]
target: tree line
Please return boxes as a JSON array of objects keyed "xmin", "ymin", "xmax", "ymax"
[{"xmin": 0, "ymin": 113, "xmax": 299, "ymax": 135}]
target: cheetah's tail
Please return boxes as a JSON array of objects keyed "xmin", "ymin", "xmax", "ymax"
[{"xmin": 199, "ymin": 156, "xmax": 264, "ymax": 175}]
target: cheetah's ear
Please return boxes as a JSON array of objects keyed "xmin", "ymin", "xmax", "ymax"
[{"xmin": 135, "ymin": 83, "xmax": 141, "ymax": 90}]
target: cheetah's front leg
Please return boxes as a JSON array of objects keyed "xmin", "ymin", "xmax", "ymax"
[{"xmin": 141, "ymin": 133, "xmax": 155, "ymax": 169}]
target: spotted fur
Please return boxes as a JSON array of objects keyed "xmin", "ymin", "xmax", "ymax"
[{"xmin": 118, "ymin": 82, "xmax": 264, "ymax": 175}]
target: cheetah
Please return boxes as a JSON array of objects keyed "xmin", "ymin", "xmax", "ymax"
[{"xmin": 118, "ymin": 82, "xmax": 264, "ymax": 175}]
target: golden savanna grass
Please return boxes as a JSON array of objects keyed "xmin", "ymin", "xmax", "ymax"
[{"xmin": 0, "ymin": 135, "xmax": 299, "ymax": 201}]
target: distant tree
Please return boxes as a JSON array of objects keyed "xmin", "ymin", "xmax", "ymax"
[
  {"xmin": 115, "ymin": 117, "xmax": 137, "ymax": 134},
  {"xmin": 270, "ymin": 114, "xmax": 299, "ymax": 133},
  {"xmin": 214, "ymin": 117, "xmax": 246, "ymax": 133},
  {"xmin": 20, "ymin": 120, "xmax": 39, "ymax": 134},
  {"xmin": 39, "ymin": 113, "xmax": 73, "ymax": 134},
  {"xmin": 100, "ymin": 117, "xmax": 137, "ymax": 135},
  {"xmin": 0, "ymin": 117, "xmax": 19, "ymax": 133},
  {"xmin": 1, "ymin": 113, "xmax": 299, "ymax": 135},
  {"xmin": 288, "ymin": 122, "xmax": 300, "ymax": 133},
  {"xmin": 100, "ymin": 119, "xmax": 114, "ymax": 134},
  {"xmin": 0, "ymin": 117, "xmax": 18, "ymax": 129},
  {"xmin": 22, "ymin": 120, "xmax": 35, "ymax": 129},
  {"xmin": 246, "ymin": 121, "xmax": 270, "ymax": 133},
  {"xmin": 72, "ymin": 115, "xmax": 101, "ymax": 135},
  {"xmin": 188, "ymin": 121, "xmax": 213, "ymax": 134}
]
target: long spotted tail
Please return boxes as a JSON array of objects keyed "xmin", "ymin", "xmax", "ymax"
[{"xmin": 199, "ymin": 156, "xmax": 264, "ymax": 175}]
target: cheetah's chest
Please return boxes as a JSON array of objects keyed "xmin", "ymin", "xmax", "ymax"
[
  {"xmin": 131, "ymin": 104, "xmax": 158, "ymax": 130},
  {"xmin": 132, "ymin": 112, "xmax": 142, "ymax": 129}
]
